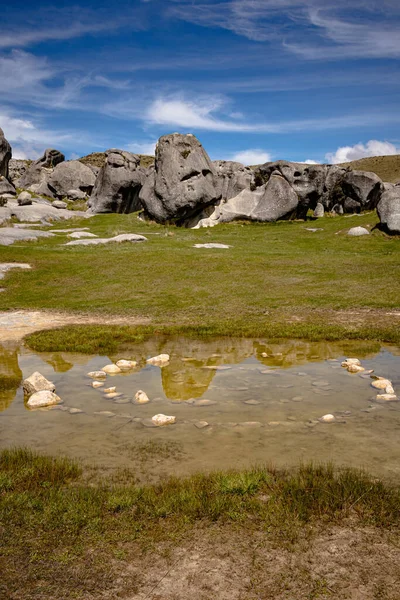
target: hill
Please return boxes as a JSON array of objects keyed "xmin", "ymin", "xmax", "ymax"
[{"xmin": 338, "ymin": 154, "xmax": 400, "ymax": 183}]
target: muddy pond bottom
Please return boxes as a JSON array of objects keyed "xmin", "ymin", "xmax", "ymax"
[{"xmin": 1, "ymin": 337, "xmax": 400, "ymax": 480}]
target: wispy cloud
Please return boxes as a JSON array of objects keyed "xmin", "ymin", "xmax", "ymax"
[
  {"xmin": 0, "ymin": 22, "xmax": 113, "ymax": 49},
  {"xmin": 326, "ymin": 140, "xmax": 400, "ymax": 164},
  {"xmin": 230, "ymin": 149, "xmax": 272, "ymax": 165},
  {"xmin": 126, "ymin": 140, "xmax": 157, "ymax": 155}
]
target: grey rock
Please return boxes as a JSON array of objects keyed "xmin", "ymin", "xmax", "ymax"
[
  {"xmin": 0, "ymin": 176, "xmax": 16, "ymax": 197},
  {"xmin": 67, "ymin": 188, "xmax": 87, "ymax": 200},
  {"xmin": 0, "ymin": 263, "xmax": 31, "ymax": 279},
  {"xmin": 377, "ymin": 186, "xmax": 400, "ymax": 235},
  {"xmin": 341, "ymin": 170, "xmax": 382, "ymax": 209},
  {"xmin": 23, "ymin": 371, "xmax": 55, "ymax": 395},
  {"xmin": 48, "ymin": 160, "xmax": 96, "ymax": 198},
  {"xmin": 347, "ymin": 226, "xmax": 370, "ymax": 236},
  {"xmin": 64, "ymin": 233, "xmax": 148, "ymax": 246},
  {"xmin": 313, "ymin": 202, "xmax": 324, "ymax": 218},
  {"xmin": 18, "ymin": 148, "xmax": 65, "ymax": 196},
  {"xmin": 52, "ymin": 200, "xmax": 68, "ymax": 209},
  {"xmin": 68, "ymin": 231, "xmax": 98, "ymax": 239},
  {"xmin": 189, "ymin": 186, "xmax": 265, "ymax": 228},
  {"xmin": 140, "ymin": 133, "xmax": 221, "ymax": 223},
  {"xmin": 0, "ymin": 128, "xmax": 12, "ymax": 179},
  {"xmin": 8, "ymin": 159, "xmax": 29, "ymax": 185},
  {"xmin": 7, "ymin": 202, "xmax": 87, "ymax": 223},
  {"xmin": 17, "ymin": 191, "xmax": 33, "ymax": 206},
  {"xmin": 0, "ymin": 206, "xmax": 11, "ymax": 224},
  {"xmin": 0, "ymin": 227, "xmax": 56, "ymax": 246},
  {"xmin": 332, "ymin": 203, "xmax": 344, "ymax": 215},
  {"xmin": 88, "ymin": 149, "xmax": 145, "ymax": 214},
  {"xmin": 213, "ymin": 160, "xmax": 254, "ymax": 201},
  {"xmin": 254, "ymin": 172, "xmax": 299, "ymax": 221},
  {"xmin": 193, "ymin": 243, "xmax": 230, "ymax": 249}
]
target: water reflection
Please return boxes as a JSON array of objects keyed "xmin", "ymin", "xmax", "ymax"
[{"xmin": 0, "ymin": 342, "xmax": 22, "ymax": 412}]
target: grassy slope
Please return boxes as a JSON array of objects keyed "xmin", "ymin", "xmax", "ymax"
[
  {"xmin": 0, "ymin": 212, "xmax": 399, "ymax": 347},
  {"xmin": 1, "ymin": 448, "xmax": 400, "ymax": 599},
  {"xmin": 339, "ymin": 154, "xmax": 400, "ymax": 183}
]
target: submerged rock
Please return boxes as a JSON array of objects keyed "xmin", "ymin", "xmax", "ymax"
[
  {"xmin": 135, "ymin": 390, "xmax": 150, "ymax": 404},
  {"xmin": 87, "ymin": 370, "xmax": 107, "ymax": 379},
  {"xmin": 102, "ymin": 364, "xmax": 122, "ymax": 375},
  {"xmin": 116, "ymin": 359, "xmax": 137, "ymax": 369},
  {"xmin": 371, "ymin": 378, "xmax": 392, "ymax": 390}
]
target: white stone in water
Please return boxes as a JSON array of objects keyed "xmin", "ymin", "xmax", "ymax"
[
  {"xmin": 194, "ymin": 421, "xmax": 209, "ymax": 429},
  {"xmin": 87, "ymin": 371, "xmax": 107, "ymax": 379},
  {"xmin": 69, "ymin": 408, "xmax": 83, "ymax": 414},
  {"xmin": 104, "ymin": 387, "xmax": 116, "ymax": 394},
  {"xmin": 116, "ymin": 359, "xmax": 137, "ymax": 369},
  {"xmin": 102, "ymin": 364, "xmax": 122, "ymax": 374},
  {"xmin": 341, "ymin": 358, "xmax": 361, "ymax": 367},
  {"xmin": 146, "ymin": 354, "xmax": 170, "ymax": 366},
  {"xmin": 347, "ymin": 364, "xmax": 365, "ymax": 373},
  {"xmin": 151, "ymin": 414, "xmax": 176, "ymax": 426},
  {"xmin": 23, "ymin": 372, "xmax": 55, "ymax": 396},
  {"xmin": 91, "ymin": 381, "xmax": 104, "ymax": 388},
  {"xmin": 105, "ymin": 392, "xmax": 121, "ymax": 399},
  {"xmin": 135, "ymin": 390, "xmax": 150, "ymax": 404},
  {"xmin": 371, "ymin": 378, "xmax": 392, "ymax": 390},
  {"xmin": 376, "ymin": 394, "xmax": 398, "ymax": 402},
  {"xmin": 27, "ymin": 390, "xmax": 62, "ymax": 409},
  {"xmin": 386, "ymin": 384, "xmax": 395, "ymax": 394},
  {"xmin": 319, "ymin": 414, "xmax": 336, "ymax": 423}
]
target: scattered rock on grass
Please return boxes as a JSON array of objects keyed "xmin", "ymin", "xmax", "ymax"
[
  {"xmin": 64, "ymin": 233, "xmax": 147, "ymax": 246},
  {"xmin": 193, "ymin": 243, "xmax": 230, "ymax": 249},
  {"xmin": 347, "ymin": 226, "xmax": 370, "ymax": 236}
]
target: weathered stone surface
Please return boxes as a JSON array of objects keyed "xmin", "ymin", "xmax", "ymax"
[
  {"xmin": 0, "ymin": 263, "xmax": 31, "ymax": 280},
  {"xmin": 135, "ymin": 390, "xmax": 150, "ymax": 404},
  {"xmin": 254, "ymin": 172, "xmax": 299, "ymax": 221},
  {"xmin": 0, "ymin": 227, "xmax": 55, "ymax": 246},
  {"xmin": 64, "ymin": 233, "xmax": 147, "ymax": 246},
  {"xmin": 194, "ymin": 243, "xmax": 230, "ymax": 249},
  {"xmin": 102, "ymin": 364, "xmax": 122, "ymax": 374},
  {"xmin": 140, "ymin": 133, "xmax": 221, "ymax": 223},
  {"xmin": 341, "ymin": 170, "xmax": 382, "ymax": 209},
  {"xmin": 0, "ymin": 176, "xmax": 16, "ymax": 197},
  {"xmin": 319, "ymin": 414, "xmax": 336, "ymax": 423},
  {"xmin": 67, "ymin": 189, "xmax": 87, "ymax": 200},
  {"xmin": 27, "ymin": 390, "xmax": 62, "ymax": 409},
  {"xmin": 116, "ymin": 359, "xmax": 137, "ymax": 369},
  {"xmin": 213, "ymin": 160, "xmax": 254, "ymax": 201},
  {"xmin": 377, "ymin": 186, "xmax": 400, "ymax": 235},
  {"xmin": 8, "ymin": 159, "xmax": 29, "ymax": 185},
  {"xmin": 18, "ymin": 149, "xmax": 65, "ymax": 195},
  {"xmin": 347, "ymin": 226, "xmax": 370, "ymax": 236},
  {"xmin": 23, "ymin": 371, "xmax": 55, "ymax": 396},
  {"xmin": 6, "ymin": 202, "xmax": 88, "ymax": 224},
  {"xmin": 67, "ymin": 231, "xmax": 97, "ymax": 239},
  {"xmin": 0, "ymin": 128, "xmax": 12, "ymax": 179},
  {"xmin": 87, "ymin": 370, "xmax": 107, "ymax": 379},
  {"xmin": 313, "ymin": 203, "xmax": 324, "ymax": 218},
  {"xmin": 48, "ymin": 161, "xmax": 96, "ymax": 198},
  {"xmin": 88, "ymin": 150, "xmax": 145, "ymax": 214},
  {"xmin": 52, "ymin": 200, "xmax": 68, "ymax": 209}
]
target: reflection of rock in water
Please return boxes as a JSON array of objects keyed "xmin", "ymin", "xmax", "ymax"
[
  {"xmin": 0, "ymin": 342, "xmax": 22, "ymax": 412},
  {"xmin": 38, "ymin": 352, "xmax": 92, "ymax": 373},
  {"xmin": 254, "ymin": 339, "xmax": 382, "ymax": 369}
]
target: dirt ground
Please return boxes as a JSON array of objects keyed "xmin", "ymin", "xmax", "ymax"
[{"xmin": 101, "ymin": 523, "xmax": 400, "ymax": 600}]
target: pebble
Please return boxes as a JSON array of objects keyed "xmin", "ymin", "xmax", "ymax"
[
  {"xmin": 146, "ymin": 354, "xmax": 170, "ymax": 366},
  {"xmin": 102, "ymin": 364, "xmax": 122, "ymax": 375},
  {"xmin": 194, "ymin": 421, "xmax": 209, "ymax": 429},
  {"xmin": 319, "ymin": 414, "xmax": 336, "ymax": 423},
  {"xmin": 91, "ymin": 381, "xmax": 104, "ymax": 388},
  {"xmin": 69, "ymin": 408, "xmax": 83, "ymax": 414},
  {"xmin": 371, "ymin": 379, "xmax": 392, "ymax": 390},
  {"xmin": 116, "ymin": 359, "xmax": 137, "ymax": 369},
  {"xmin": 151, "ymin": 414, "xmax": 176, "ymax": 426},
  {"xmin": 135, "ymin": 390, "xmax": 150, "ymax": 404},
  {"xmin": 87, "ymin": 371, "xmax": 107, "ymax": 380},
  {"xmin": 104, "ymin": 387, "xmax": 116, "ymax": 393}
]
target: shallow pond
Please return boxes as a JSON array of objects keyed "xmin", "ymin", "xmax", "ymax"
[{"xmin": 1, "ymin": 337, "xmax": 399, "ymax": 479}]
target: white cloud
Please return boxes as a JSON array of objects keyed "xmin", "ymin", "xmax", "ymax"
[
  {"xmin": 301, "ymin": 159, "xmax": 321, "ymax": 164},
  {"xmin": 126, "ymin": 140, "xmax": 157, "ymax": 155},
  {"xmin": 230, "ymin": 149, "xmax": 271, "ymax": 165},
  {"xmin": 326, "ymin": 140, "xmax": 400, "ymax": 164}
]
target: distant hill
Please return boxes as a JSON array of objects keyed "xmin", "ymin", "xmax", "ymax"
[
  {"xmin": 79, "ymin": 152, "xmax": 154, "ymax": 169},
  {"xmin": 338, "ymin": 154, "xmax": 400, "ymax": 183}
]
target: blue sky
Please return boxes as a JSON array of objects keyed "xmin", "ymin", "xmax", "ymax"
[{"xmin": 1, "ymin": 0, "xmax": 400, "ymax": 164}]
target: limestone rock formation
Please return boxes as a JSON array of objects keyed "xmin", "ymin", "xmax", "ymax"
[
  {"xmin": 341, "ymin": 170, "xmax": 383, "ymax": 211},
  {"xmin": 213, "ymin": 160, "xmax": 254, "ymax": 201},
  {"xmin": 139, "ymin": 133, "xmax": 221, "ymax": 223},
  {"xmin": 88, "ymin": 150, "xmax": 146, "ymax": 213},
  {"xmin": 377, "ymin": 186, "xmax": 400, "ymax": 234},
  {"xmin": 8, "ymin": 159, "xmax": 29, "ymax": 185},
  {"xmin": 0, "ymin": 128, "xmax": 12, "ymax": 179},
  {"xmin": 48, "ymin": 160, "xmax": 96, "ymax": 198},
  {"xmin": 18, "ymin": 148, "xmax": 65, "ymax": 197}
]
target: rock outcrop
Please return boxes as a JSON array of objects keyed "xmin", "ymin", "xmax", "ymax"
[
  {"xmin": 0, "ymin": 128, "xmax": 12, "ymax": 179},
  {"xmin": 213, "ymin": 160, "xmax": 254, "ymax": 201},
  {"xmin": 18, "ymin": 148, "xmax": 65, "ymax": 197},
  {"xmin": 377, "ymin": 186, "xmax": 400, "ymax": 235},
  {"xmin": 139, "ymin": 133, "xmax": 221, "ymax": 223},
  {"xmin": 88, "ymin": 150, "xmax": 146, "ymax": 213},
  {"xmin": 48, "ymin": 160, "xmax": 96, "ymax": 198}
]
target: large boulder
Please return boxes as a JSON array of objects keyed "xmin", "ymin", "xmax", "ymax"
[
  {"xmin": 18, "ymin": 148, "xmax": 65, "ymax": 197},
  {"xmin": 87, "ymin": 150, "xmax": 146, "ymax": 214},
  {"xmin": 377, "ymin": 187, "xmax": 400, "ymax": 235},
  {"xmin": 213, "ymin": 160, "xmax": 254, "ymax": 201},
  {"xmin": 0, "ymin": 128, "xmax": 12, "ymax": 179},
  {"xmin": 253, "ymin": 171, "xmax": 299, "ymax": 221},
  {"xmin": 8, "ymin": 159, "xmax": 29, "ymax": 185},
  {"xmin": 48, "ymin": 160, "xmax": 96, "ymax": 198},
  {"xmin": 0, "ymin": 176, "xmax": 16, "ymax": 197},
  {"xmin": 341, "ymin": 170, "xmax": 382, "ymax": 210},
  {"xmin": 139, "ymin": 133, "xmax": 221, "ymax": 223}
]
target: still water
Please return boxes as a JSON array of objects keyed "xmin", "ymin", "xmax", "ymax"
[{"xmin": 1, "ymin": 337, "xmax": 399, "ymax": 478}]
